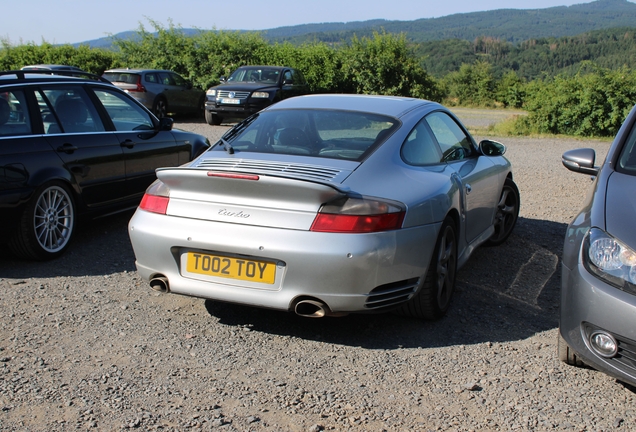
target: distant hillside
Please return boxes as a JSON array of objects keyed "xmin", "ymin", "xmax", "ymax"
[
  {"xmin": 77, "ymin": 0, "xmax": 636, "ymax": 49},
  {"xmin": 418, "ymin": 26, "xmax": 636, "ymax": 79}
]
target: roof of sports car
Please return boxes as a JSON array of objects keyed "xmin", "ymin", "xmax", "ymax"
[{"xmin": 267, "ymin": 94, "xmax": 439, "ymax": 118}]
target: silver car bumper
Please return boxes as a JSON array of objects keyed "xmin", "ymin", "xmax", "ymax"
[
  {"xmin": 560, "ymin": 260, "xmax": 636, "ymax": 386},
  {"xmin": 129, "ymin": 209, "xmax": 440, "ymax": 313}
]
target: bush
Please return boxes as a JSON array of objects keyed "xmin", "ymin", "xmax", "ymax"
[{"xmin": 521, "ymin": 63, "xmax": 636, "ymax": 137}]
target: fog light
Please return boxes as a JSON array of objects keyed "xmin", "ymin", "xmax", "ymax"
[{"xmin": 589, "ymin": 331, "xmax": 618, "ymax": 358}]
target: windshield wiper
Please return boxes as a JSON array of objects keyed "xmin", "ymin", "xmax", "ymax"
[{"xmin": 221, "ymin": 138, "xmax": 234, "ymax": 154}]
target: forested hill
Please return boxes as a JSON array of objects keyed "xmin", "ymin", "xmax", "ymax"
[
  {"xmin": 82, "ymin": 0, "xmax": 636, "ymax": 49},
  {"xmin": 419, "ymin": 26, "xmax": 636, "ymax": 79},
  {"xmin": 262, "ymin": 0, "xmax": 636, "ymax": 44}
]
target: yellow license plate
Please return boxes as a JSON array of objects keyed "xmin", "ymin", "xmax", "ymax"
[{"xmin": 186, "ymin": 252, "xmax": 276, "ymax": 284}]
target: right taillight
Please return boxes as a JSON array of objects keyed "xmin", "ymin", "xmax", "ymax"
[
  {"xmin": 129, "ymin": 75, "xmax": 146, "ymax": 92},
  {"xmin": 139, "ymin": 181, "xmax": 170, "ymax": 214},
  {"xmin": 310, "ymin": 197, "xmax": 405, "ymax": 233}
]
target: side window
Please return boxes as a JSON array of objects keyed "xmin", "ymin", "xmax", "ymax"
[
  {"xmin": 283, "ymin": 70, "xmax": 293, "ymax": 82},
  {"xmin": 145, "ymin": 73, "xmax": 158, "ymax": 84},
  {"xmin": 424, "ymin": 111, "xmax": 474, "ymax": 162},
  {"xmin": 401, "ymin": 120, "xmax": 442, "ymax": 165},
  {"xmin": 158, "ymin": 72, "xmax": 174, "ymax": 86},
  {"xmin": 171, "ymin": 73, "xmax": 186, "ymax": 86},
  {"xmin": 0, "ymin": 90, "xmax": 32, "ymax": 137},
  {"xmin": 39, "ymin": 86, "xmax": 105, "ymax": 134},
  {"xmin": 92, "ymin": 89, "xmax": 154, "ymax": 131}
]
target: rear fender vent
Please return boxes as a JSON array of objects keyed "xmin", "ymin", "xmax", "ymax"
[{"xmin": 365, "ymin": 278, "xmax": 419, "ymax": 310}]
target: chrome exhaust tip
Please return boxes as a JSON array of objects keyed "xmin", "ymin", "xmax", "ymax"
[
  {"xmin": 294, "ymin": 299, "xmax": 328, "ymax": 318},
  {"xmin": 149, "ymin": 276, "xmax": 169, "ymax": 293}
]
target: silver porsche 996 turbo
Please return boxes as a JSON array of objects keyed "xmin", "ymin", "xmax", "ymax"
[{"xmin": 128, "ymin": 94, "xmax": 519, "ymax": 319}]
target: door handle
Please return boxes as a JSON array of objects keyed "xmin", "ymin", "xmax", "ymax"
[
  {"xmin": 121, "ymin": 140, "xmax": 135, "ymax": 149},
  {"xmin": 56, "ymin": 143, "xmax": 78, "ymax": 154}
]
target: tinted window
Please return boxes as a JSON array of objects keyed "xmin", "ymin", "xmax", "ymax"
[
  {"xmin": 171, "ymin": 73, "xmax": 185, "ymax": 86},
  {"xmin": 424, "ymin": 111, "xmax": 474, "ymax": 162},
  {"xmin": 93, "ymin": 89, "xmax": 154, "ymax": 131},
  {"xmin": 158, "ymin": 72, "xmax": 175, "ymax": 86},
  {"xmin": 618, "ymin": 124, "xmax": 636, "ymax": 175},
  {"xmin": 401, "ymin": 120, "xmax": 442, "ymax": 165},
  {"xmin": 218, "ymin": 109, "xmax": 398, "ymax": 161},
  {"xmin": 0, "ymin": 90, "xmax": 32, "ymax": 137},
  {"xmin": 38, "ymin": 86, "xmax": 105, "ymax": 134}
]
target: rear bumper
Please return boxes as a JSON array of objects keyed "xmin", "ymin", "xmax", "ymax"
[{"xmin": 128, "ymin": 209, "xmax": 440, "ymax": 313}]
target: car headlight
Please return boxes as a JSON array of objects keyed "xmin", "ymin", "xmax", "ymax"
[
  {"xmin": 206, "ymin": 89, "xmax": 217, "ymax": 97},
  {"xmin": 251, "ymin": 91, "xmax": 270, "ymax": 99},
  {"xmin": 583, "ymin": 227, "xmax": 636, "ymax": 294}
]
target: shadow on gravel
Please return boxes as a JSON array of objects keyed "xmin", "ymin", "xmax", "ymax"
[
  {"xmin": 204, "ymin": 216, "xmax": 568, "ymax": 349},
  {"xmin": 0, "ymin": 211, "xmax": 136, "ymax": 279},
  {"xmin": 0, "ymin": 211, "xmax": 568, "ymax": 349}
]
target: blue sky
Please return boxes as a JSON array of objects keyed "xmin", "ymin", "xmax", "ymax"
[{"xmin": 3, "ymin": 0, "xmax": 628, "ymax": 45}]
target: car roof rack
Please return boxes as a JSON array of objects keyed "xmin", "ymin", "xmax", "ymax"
[{"xmin": 0, "ymin": 69, "xmax": 111, "ymax": 83}]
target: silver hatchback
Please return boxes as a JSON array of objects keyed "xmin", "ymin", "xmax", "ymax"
[
  {"xmin": 560, "ymin": 104, "xmax": 636, "ymax": 387},
  {"xmin": 103, "ymin": 69, "xmax": 205, "ymax": 118}
]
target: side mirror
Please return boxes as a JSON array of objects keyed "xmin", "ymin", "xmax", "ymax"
[
  {"xmin": 185, "ymin": 81, "xmax": 193, "ymax": 89},
  {"xmin": 562, "ymin": 148, "xmax": 599, "ymax": 176},
  {"xmin": 219, "ymin": 76, "xmax": 227, "ymax": 83},
  {"xmin": 159, "ymin": 117, "xmax": 174, "ymax": 131},
  {"xmin": 479, "ymin": 139, "xmax": 506, "ymax": 156}
]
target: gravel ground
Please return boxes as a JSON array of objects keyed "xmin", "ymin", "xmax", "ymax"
[{"xmin": 1, "ymin": 112, "xmax": 634, "ymax": 431}]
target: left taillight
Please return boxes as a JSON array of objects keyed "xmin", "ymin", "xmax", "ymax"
[
  {"xmin": 310, "ymin": 197, "xmax": 405, "ymax": 233},
  {"xmin": 139, "ymin": 180, "xmax": 170, "ymax": 215}
]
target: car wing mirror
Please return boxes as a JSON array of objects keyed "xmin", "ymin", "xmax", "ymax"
[
  {"xmin": 479, "ymin": 139, "xmax": 506, "ymax": 156},
  {"xmin": 562, "ymin": 148, "xmax": 599, "ymax": 176},
  {"xmin": 219, "ymin": 76, "xmax": 227, "ymax": 83},
  {"xmin": 159, "ymin": 117, "xmax": 174, "ymax": 131}
]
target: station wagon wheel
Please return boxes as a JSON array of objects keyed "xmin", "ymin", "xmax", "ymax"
[
  {"xmin": 485, "ymin": 177, "xmax": 520, "ymax": 246},
  {"xmin": 396, "ymin": 218, "xmax": 458, "ymax": 320},
  {"xmin": 9, "ymin": 182, "xmax": 76, "ymax": 260},
  {"xmin": 153, "ymin": 97, "xmax": 168, "ymax": 118}
]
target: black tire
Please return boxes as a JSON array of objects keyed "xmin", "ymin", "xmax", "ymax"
[
  {"xmin": 485, "ymin": 177, "xmax": 520, "ymax": 246},
  {"xmin": 9, "ymin": 181, "xmax": 76, "ymax": 260},
  {"xmin": 205, "ymin": 110, "xmax": 222, "ymax": 126},
  {"xmin": 397, "ymin": 218, "xmax": 458, "ymax": 320},
  {"xmin": 153, "ymin": 97, "xmax": 168, "ymax": 118},
  {"xmin": 558, "ymin": 330, "xmax": 585, "ymax": 367},
  {"xmin": 197, "ymin": 96, "xmax": 206, "ymax": 118}
]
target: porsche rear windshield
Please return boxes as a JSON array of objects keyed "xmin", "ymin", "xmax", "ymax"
[{"xmin": 215, "ymin": 109, "xmax": 399, "ymax": 161}]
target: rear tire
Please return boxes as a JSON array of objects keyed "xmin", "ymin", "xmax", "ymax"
[
  {"xmin": 9, "ymin": 182, "xmax": 76, "ymax": 260},
  {"xmin": 485, "ymin": 177, "xmax": 520, "ymax": 246},
  {"xmin": 558, "ymin": 330, "xmax": 585, "ymax": 367},
  {"xmin": 153, "ymin": 97, "xmax": 168, "ymax": 118},
  {"xmin": 205, "ymin": 110, "xmax": 222, "ymax": 125},
  {"xmin": 397, "ymin": 218, "xmax": 458, "ymax": 320}
]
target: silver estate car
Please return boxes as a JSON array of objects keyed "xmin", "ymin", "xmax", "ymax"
[
  {"xmin": 559, "ymin": 104, "xmax": 636, "ymax": 387},
  {"xmin": 102, "ymin": 69, "xmax": 205, "ymax": 118},
  {"xmin": 128, "ymin": 94, "xmax": 519, "ymax": 319}
]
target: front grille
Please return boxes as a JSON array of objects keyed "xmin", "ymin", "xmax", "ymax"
[
  {"xmin": 195, "ymin": 158, "xmax": 345, "ymax": 182},
  {"xmin": 584, "ymin": 323, "xmax": 636, "ymax": 378},
  {"xmin": 365, "ymin": 278, "xmax": 419, "ymax": 310},
  {"xmin": 217, "ymin": 90, "xmax": 250, "ymax": 99}
]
